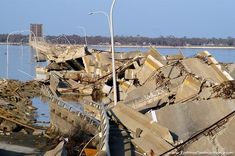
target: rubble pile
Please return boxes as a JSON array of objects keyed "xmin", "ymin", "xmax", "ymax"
[
  {"xmin": 0, "ymin": 79, "xmax": 55, "ymax": 155},
  {"xmin": 0, "ymin": 79, "xmax": 42, "ymax": 132},
  {"xmin": 10, "ymin": 41, "xmax": 235, "ymax": 155}
]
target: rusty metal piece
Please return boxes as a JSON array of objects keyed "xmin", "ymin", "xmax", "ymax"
[
  {"xmin": 84, "ymin": 148, "xmax": 98, "ymax": 156},
  {"xmin": 213, "ymin": 80, "xmax": 235, "ymax": 98}
]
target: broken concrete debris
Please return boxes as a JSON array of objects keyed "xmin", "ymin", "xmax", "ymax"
[
  {"xmin": 2, "ymin": 40, "xmax": 235, "ymax": 156},
  {"xmin": 32, "ymin": 42, "xmax": 234, "ymax": 155},
  {"xmin": 174, "ymin": 75, "xmax": 201, "ymax": 103}
]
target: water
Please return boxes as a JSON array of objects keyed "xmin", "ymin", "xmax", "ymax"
[
  {"xmin": 0, "ymin": 45, "xmax": 49, "ymax": 126},
  {"xmin": 0, "ymin": 45, "xmax": 47, "ymax": 81},
  {"xmin": 32, "ymin": 97, "xmax": 50, "ymax": 126}
]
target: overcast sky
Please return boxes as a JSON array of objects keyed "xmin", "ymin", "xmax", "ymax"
[{"xmin": 0, "ymin": 0, "xmax": 235, "ymax": 38}]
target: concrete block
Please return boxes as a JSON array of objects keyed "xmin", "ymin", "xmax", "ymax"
[
  {"xmin": 64, "ymin": 71, "xmax": 80, "ymax": 80},
  {"xmin": 224, "ymin": 63, "xmax": 235, "ymax": 79},
  {"xmin": 166, "ymin": 53, "xmax": 184, "ymax": 60},
  {"xmin": 137, "ymin": 55, "xmax": 164, "ymax": 85},
  {"xmin": 82, "ymin": 55, "xmax": 96, "ymax": 73},
  {"xmin": 216, "ymin": 117, "xmax": 235, "ymax": 152},
  {"xmin": 118, "ymin": 91, "xmax": 127, "ymax": 101},
  {"xmin": 210, "ymin": 64, "xmax": 230, "ymax": 82},
  {"xmin": 94, "ymin": 52, "xmax": 111, "ymax": 65},
  {"xmin": 94, "ymin": 68, "xmax": 102, "ymax": 77},
  {"xmin": 102, "ymin": 84, "xmax": 112, "ymax": 94},
  {"xmin": 66, "ymin": 79, "xmax": 81, "ymax": 88},
  {"xmin": 223, "ymin": 71, "xmax": 234, "ymax": 80},
  {"xmin": 147, "ymin": 47, "xmax": 166, "ymax": 64},
  {"xmin": 198, "ymin": 87, "xmax": 213, "ymax": 100},
  {"xmin": 207, "ymin": 57, "xmax": 218, "ymax": 65},
  {"xmin": 184, "ymin": 137, "xmax": 214, "ymax": 152},
  {"xmin": 197, "ymin": 51, "xmax": 211, "ymax": 57},
  {"xmin": 175, "ymin": 75, "xmax": 201, "ymax": 103},
  {"xmin": 111, "ymin": 103, "xmax": 174, "ymax": 144},
  {"xmin": 119, "ymin": 80, "xmax": 132, "ymax": 93},
  {"xmin": 49, "ymin": 72, "xmax": 60, "ymax": 93},
  {"xmin": 124, "ymin": 69, "xmax": 137, "ymax": 80},
  {"xmin": 181, "ymin": 58, "xmax": 226, "ymax": 83},
  {"xmin": 133, "ymin": 61, "xmax": 140, "ymax": 69},
  {"xmin": 156, "ymin": 98, "xmax": 235, "ymax": 141},
  {"xmin": 161, "ymin": 65, "xmax": 181, "ymax": 79},
  {"xmin": 81, "ymin": 87, "xmax": 93, "ymax": 95},
  {"xmin": 132, "ymin": 133, "xmax": 173, "ymax": 155}
]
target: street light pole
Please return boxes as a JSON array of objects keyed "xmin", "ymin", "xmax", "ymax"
[
  {"xmin": 6, "ymin": 30, "xmax": 38, "ymax": 79},
  {"xmin": 77, "ymin": 26, "xmax": 88, "ymax": 45},
  {"xmin": 88, "ymin": 0, "xmax": 117, "ymax": 105},
  {"xmin": 110, "ymin": 0, "xmax": 117, "ymax": 105},
  {"xmin": 6, "ymin": 30, "xmax": 24, "ymax": 79},
  {"xmin": 88, "ymin": 11, "xmax": 110, "ymax": 27},
  {"xmin": 20, "ymin": 38, "xmax": 25, "ymax": 68}
]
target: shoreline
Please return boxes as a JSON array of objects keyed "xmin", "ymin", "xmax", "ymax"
[
  {"xmin": 90, "ymin": 45, "xmax": 235, "ymax": 50},
  {"xmin": 0, "ymin": 42, "xmax": 28, "ymax": 46},
  {"xmin": 1, "ymin": 42, "xmax": 235, "ymax": 50}
]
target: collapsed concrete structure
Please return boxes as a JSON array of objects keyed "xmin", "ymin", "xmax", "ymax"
[{"xmin": 4, "ymin": 40, "xmax": 235, "ymax": 155}]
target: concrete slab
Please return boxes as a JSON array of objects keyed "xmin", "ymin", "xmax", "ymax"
[
  {"xmin": 137, "ymin": 55, "xmax": 163, "ymax": 85},
  {"xmin": 161, "ymin": 65, "xmax": 181, "ymax": 79},
  {"xmin": 216, "ymin": 117, "xmax": 235, "ymax": 152},
  {"xmin": 182, "ymin": 115, "xmax": 235, "ymax": 154},
  {"xmin": 132, "ymin": 133, "xmax": 173, "ymax": 155},
  {"xmin": 225, "ymin": 63, "xmax": 235, "ymax": 79},
  {"xmin": 124, "ymin": 69, "xmax": 137, "ymax": 80},
  {"xmin": 166, "ymin": 53, "xmax": 184, "ymax": 61},
  {"xmin": 111, "ymin": 103, "xmax": 174, "ymax": 144},
  {"xmin": 183, "ymin": 137, "xmax": 214, "ymax": 153},
  {"xmin": 175, "ymin": 75, "xmax": 201, "ymax": 103},
  {"xmin": 181, "ymin": 58, "xmax": 228, "ymax": 83},
  {"xmin": 155, "ymin": 98, "xmax": 235, "ymax": 141},
  {"xmin": 146, "ymin": 47, "xmax": 166, "ymax": 64}
]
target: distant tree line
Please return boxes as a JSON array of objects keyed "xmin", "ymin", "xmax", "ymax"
[
  {"xmin": 0, "ymin": 34, "xmax": 235, "ymax": 47},
  {"xmin": 0, "ymin": 34, "xmax": 29, "ymax": 43}
]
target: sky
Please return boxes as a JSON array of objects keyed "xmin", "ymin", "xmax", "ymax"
[{"xmin": 0, "ymin": 0, "xmax": 235, "ymax": 38}]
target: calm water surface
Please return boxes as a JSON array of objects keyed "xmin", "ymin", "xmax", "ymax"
[
  {"xmin": 0, "ymin": 45, "xmax": 47, "ymax": 80},
  {"xmin": 0, "ymin": 45, "xmax": 49, "ymax": 125}
]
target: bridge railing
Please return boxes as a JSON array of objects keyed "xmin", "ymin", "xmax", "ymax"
[
  {"xmin": 41, "ymin": 85, "xmax": 99, "ymax": 126},
  {"xmin": 88, "ymin": 101, "xmax": 110, "ymax": 156},
  {"xmin": 41, "ymin": 85, "xmax": 110, "ymax": 156}
]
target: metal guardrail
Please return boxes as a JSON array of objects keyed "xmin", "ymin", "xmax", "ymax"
[
  {"xmin": 93, "ymin": 101, "xmax": 110, "ymax": 156},
  {"xmin": 41, "ymin": 85, "xmax": 99, "ymax": 126},
  {"xmin": 41, "ymin": 85, "xmax": 110, "ymax": 156},
  {"xmin": 79, "ymin": 99, "xmax": 110, "ymax": 156}
]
